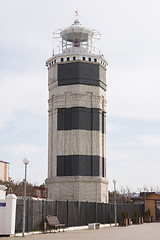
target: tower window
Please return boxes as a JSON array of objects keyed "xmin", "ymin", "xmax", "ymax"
[
  {"xmin": 67, "ymin": 57, "xmax": 70, "ymax": 61},
  {"xmin": 61, "ymin": 58, "xmax": 64, "ymax": 62},
  {"xmin": 54, "ymin": 59, "xmax": 56, "ymax": 64},
  {"xmin": 74, "ymin": 40, "xmax": 80, "ymax": 47},
  {"xmin": 89, "ymin": 58, "xmax": 91, "ymax": 61},
  {"xmin": 73, "ymin": 56, "xmax": 76, "ymax": 60},
  {"xmin": 94, "ymin": 58, "xmax": 97, "ymax": 62},
  {"xmin": 83, "ymin": 57, "xmax": 85, "ymax": 61}
]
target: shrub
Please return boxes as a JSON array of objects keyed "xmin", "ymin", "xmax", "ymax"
[
  {"xmin": 134, "ymin": 209, "xmax": 138, "ymax": 218},
  {"xmin": 145, "ymin": 210, "xmax": 149, "ymax": 217},
  {"xmin": 137, "ymin": 210, "xmax": 141, "ymax": 218},
  {"xmin": 122, "ymin": 211, "xmax": 126, "ymax": 219},
  {"xmin": 148, "ymin": 209, "xmax": 151, "ymax": 217},
  {"xmin": 126, "ymin": 210, "xmax": 129, "ymax": 219}
]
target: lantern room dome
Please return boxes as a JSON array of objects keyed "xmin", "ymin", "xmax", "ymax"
[{"xmin": 60, "ymin": 20, "xmax": 94, "ymax": 42}]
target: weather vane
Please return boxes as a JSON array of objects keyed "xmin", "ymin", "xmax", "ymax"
[{"xmin": 74, "ymin": 10, "xmax": 79, "ymax": 18}]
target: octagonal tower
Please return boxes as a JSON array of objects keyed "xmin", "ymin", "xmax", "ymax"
[{"xmin": 45, "ymin": 19, "xmax": 108, "ymax": 203}]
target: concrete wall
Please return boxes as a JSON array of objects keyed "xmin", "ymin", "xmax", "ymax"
[
  {"xmin": 0, "ymin": 185, "xmax": 6, "ymax": 199},
  {"xmin": 46, "ymin": 176, "xmax": 108, "ymax": 202},
  {"xmin": 0, "ymin": 161, "xmax": 9, "ymax": 182},
  {"xmin": 146, "ymin": 200, "xmax": 155, "ymax": 221},
  {"xmin": 146, "ymin": 193, "xmax": 160, "ymax": 221},
  {"xmin": 0, "ymin": 194, "xmax": 17, "ymax": 236}
]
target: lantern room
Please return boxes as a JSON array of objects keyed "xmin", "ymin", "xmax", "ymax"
[{"xmin": 53, "ymin": 19, "xmax": 101, "ymax": 55}]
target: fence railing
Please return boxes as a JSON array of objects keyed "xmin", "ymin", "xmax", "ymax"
[{"xmin": 15, "ymin": 199, "xmax": 144, "ymax": 233}]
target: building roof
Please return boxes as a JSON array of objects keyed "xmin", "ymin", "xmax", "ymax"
[
  {"xmin": 146, "ymin": 192, "xmax": 160, "ymax": 200},
  {"xmin": 140, "ymin": 192, "xmax": 155, "ymax": 197},
  {"xmin": 0, "ymin": 160, "xmax": 9, "ymax": 164},
  {"xmin": 131, "ymin": 193, "xmax": 140, "ymax": 198}
]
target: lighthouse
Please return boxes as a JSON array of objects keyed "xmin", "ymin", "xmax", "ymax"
[{"xmin": 45, "ymin": 18, "xmax": 108, "ymax": 203}]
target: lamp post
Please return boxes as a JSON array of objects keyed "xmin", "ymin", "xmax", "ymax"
[
  {"xmin": 144, "ymin": 191, "xmax": 146, "ymax": 215},
  {"xmin": 143, "ymin": 187, "xmax": 147, "ymax": 216},
  {"xmin": 113, "ymin": 179, "xmax": 117, "ymax": 226},
  {"xmin": 22, "ymin": 158, "xmax": 29, "ymax": 237}
]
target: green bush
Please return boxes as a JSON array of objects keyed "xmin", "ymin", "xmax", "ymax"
[
  {"xmin": 126, "ymin": 210, "xmax": 129, "ymax": 219},
  {"xmin": 145, "ymin": 210, "xmax": 149, "ymax": 217},
  {"xmin": 148, "ymin": 209, "xmax": 151, "ymax": 217},
  {"xmin": 137, "ymin": 210, "xmax": 141, "ymax": 218},
  {"xmin": 134, "ymin": 209, "xmax": 138, "ymax": 218},
  {"xmin": 122, "ymin": 211, "xmax": 126, "ymax": 219},
  {"xmin": 122, "ymin": 211, "xmax": 129, "ymax": 219}
]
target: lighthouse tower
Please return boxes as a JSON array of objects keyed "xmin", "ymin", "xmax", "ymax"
[{"xmin": 45, "ymin": 18, "xmax": 108, "ymax": 203}]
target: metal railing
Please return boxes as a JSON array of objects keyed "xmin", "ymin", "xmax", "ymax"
[{"xmin": 52, "ymin": 44, "xmax": 101, "ymax": 56}]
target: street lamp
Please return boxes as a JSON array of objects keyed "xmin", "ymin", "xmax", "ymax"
[
  {"xmin": 22, "ymin": 157, "xmax": 29, "ymax": 237},
  {"xmin": 113, "ymin": 179, "xmax": 117, "ymax": 226}
]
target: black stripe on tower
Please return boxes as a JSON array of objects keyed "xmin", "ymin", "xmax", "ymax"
[
  {"xmin": 58, "ymin": 107, "xmax": 106, "ymax": 133},
  {"xmin": 58, "ymin": 62, "xmax": 106, "ymax": 91},
  {"xmin": 57, "ymin": 155, "xmax": 106, "ymax": 177}
]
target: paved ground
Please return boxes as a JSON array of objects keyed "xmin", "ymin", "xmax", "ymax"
[{"xmin": 1, "ymin": 223, "xmax": 160, "ymax": 240}]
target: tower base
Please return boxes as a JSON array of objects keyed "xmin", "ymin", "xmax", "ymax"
[{"xmin": 45, "ymin": 176, "xmax": 109, "ymax": 203}]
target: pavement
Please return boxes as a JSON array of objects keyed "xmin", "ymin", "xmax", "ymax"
[{"xmin": 1, "ymin": 223, "xmax": 160, "ymax": 240}]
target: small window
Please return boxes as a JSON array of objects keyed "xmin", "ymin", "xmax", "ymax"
[
  {"xmin": 94, "ymin": 58, "xmax": 97, "ymax": 62},
  {"xmin": 61, "ymin": 58, "xmax": 64, "ymax": 62},
  {"xmin": 89, "ymin": 58, "xmax": 91, "ymax": 61},
  {"xmin": 83, "ymin": 57, "xmax": 85, "ymax": 60},
  {"xmin": 73, "ymin": 56, "xmax": 76, "ymax": 60},
  {"xmin": 54, "ymin": 60, "xmax": 56, "ymax": 64},
  {"xmin": 101, "ymin": 61, "xmax": 102, "ymax": 64},
  {"xmin": 67, "ymin": 57, "xmax": 70, "ymax": 61}
]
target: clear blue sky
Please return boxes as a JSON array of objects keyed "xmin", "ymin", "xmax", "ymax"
[{"xmin": 0, "ymin": 0, "xmax": 160, "ymax": 192}]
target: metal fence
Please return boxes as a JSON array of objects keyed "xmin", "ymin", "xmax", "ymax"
[{"xmin": 15, "ymin": 199, "xmax": 144, "ymax": 233}]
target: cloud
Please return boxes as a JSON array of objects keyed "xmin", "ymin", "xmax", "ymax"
[
  {"xmin": 106, "ymin": 122, "xmax": 123, "ymax": 133},
  {"xmin": 107, "ymin": 67, "xmax": 160, "ymax": 120},
  {"xmin": 136, "ymin": 134, "xmax": 160, "ymax": 148},
  {"xmin": 107, "ymin": 146, "xmax": 160, "ymax": 191},
  {"xmin": 1, "ymin": 0, "xmax": 160, "ymax": 189},
  {"xmin": 0, "ymin": 72, "xmax": 47, "ymax": 131},
  {"xmin": 10, "ymin": 143, "xmax": 45, "ymax": 156}
]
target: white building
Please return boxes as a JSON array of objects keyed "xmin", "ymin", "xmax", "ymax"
[
  {"xmin": 0, "ymin": 160, "xmax": 9, "ymax": 182},
  {"xmin": 45, "ymin": 19, "xmax": 108, "ymax": 203}
]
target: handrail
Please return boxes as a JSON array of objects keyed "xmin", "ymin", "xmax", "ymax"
[{"xmin": 52, "ymin": 44, "xmax": 101, "ymax": 56}]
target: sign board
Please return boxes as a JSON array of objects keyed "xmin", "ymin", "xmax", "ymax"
[{"xmin": 0, "ymin": 203, "xmax": 6, "ymax": 207}]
